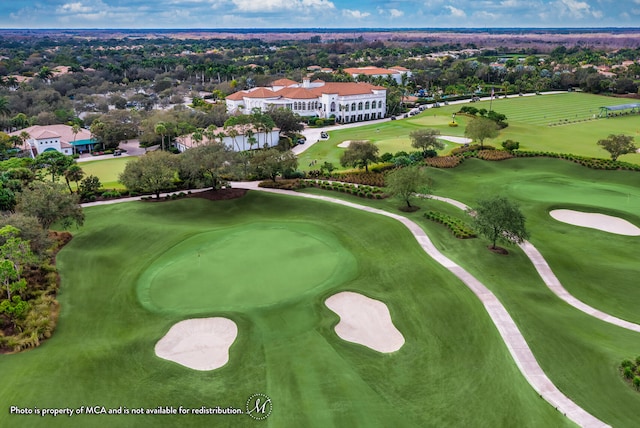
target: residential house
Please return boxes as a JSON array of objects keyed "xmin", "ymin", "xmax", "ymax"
[
  {"xmin": 9, "ymin": 124, "xmax": 95, "ymax": 157},
  {"xmin": 174, "ymin": 125, "xmax": 280, "ymax": 153}
]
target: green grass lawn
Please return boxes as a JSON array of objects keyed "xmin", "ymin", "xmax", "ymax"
[
  {"xmin": 0, "ymin": 192, "xmax": 569, "ymax": 427},
  {"xmin": 298, "ymin": 93, "xmax": 640, "ymax": 170},
  {"xmin": 80, "ymin": 157, "xmax": 133, "ymax": 190},
  {"xmin": 297, "ymin": 156, "xmax": 640, "ymax": 426}
]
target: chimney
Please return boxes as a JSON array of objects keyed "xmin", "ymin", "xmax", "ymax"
[{"xmin": 302, "ymin": 78, "xmax": 310, "ymax": 88}]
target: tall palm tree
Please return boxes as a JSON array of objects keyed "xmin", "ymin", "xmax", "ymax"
[
  {"xmin": 64, "ymin": 164, "xmax": 85, "ymax": 194},
  {"xmin": 37, "ymin": 66, "xmax": 54, "ymax": 82},
  {"xmin": 0, "ymin": 96, "xmax": 10, "ymax": 118},
  {"xmin": 192, "ymin": 128, "xmax": 204, "ymax": 147},
  {"xmin": 154, "ymin": 122, "xmax": 167, "ymax": 151},
  {"xmin": 71, "ymin": 123, "xmax": 80, "ymax": 155}
]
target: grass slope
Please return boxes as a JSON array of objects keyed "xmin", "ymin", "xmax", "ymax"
[
  {"xmin": 0, "ymin": 193, "xmax": 568, "ymax": 427},
  {"xmin": 298, "ymin": 93, "xmax": 640, "ymax": 170}
]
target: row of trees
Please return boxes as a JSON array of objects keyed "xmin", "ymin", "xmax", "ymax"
[{"xmin": 119, "ymin": 145, "xmax": 298, "ymax": 198}]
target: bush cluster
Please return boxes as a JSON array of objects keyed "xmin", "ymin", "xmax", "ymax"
[
  {"xmin": 475, "ymin": 150, "xmax": 514, "ymax": 161},
  {"xmin": 620, "ymin": 357, "xmax": 640, "ymax": 391},
  {"xmin": 258, "ymin": 179, "xmax": 301, "ymax": 190},
  {"xmin": 302, "ymin": 179, "xmax": 386, "ymax": 199},
  {"xmin": 514, "ymin": 151, "xmax": 640, "ymax": 171},
  {"xmin": 425, "ymin": 156, "xmax": 464, "ymax": 168},
  {"xmin": 424, "ymin": 210, "xmax": 476, "ymax": 239},
  {"xmin": 331, "ymin": 171, "xmax": 386, "ymax": 187}
]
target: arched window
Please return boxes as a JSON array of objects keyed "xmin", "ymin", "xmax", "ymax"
[
  {"xmin": 351, "ymin": 103, "xmax": 356, "ymax": 111},
  {"xmin": 365, "ymin": 101, "xmax": 370, "ymax": 109},
  {"xmin": 378, "ymin": 100, "xmax": 383, "ymax": 108},
  {"xmin": 294, "ymin": 102, "xmax": 298, "ymax": 110},
  {"xmin": 330, "ymin": 102, "xmax": 336, "ymax": 112},
  {"xmin": 308, "ymin": 102, "xmax": 312, "ymax": 110},
  {"xmin": 344, "ymin": 104, "xmax": 349, "ymax": 112},
  {"xmin": 358, "ymin": 102, "xmax": 363, "ymax": 110}
]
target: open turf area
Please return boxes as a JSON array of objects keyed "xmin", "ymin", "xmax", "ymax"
[
  {"xmin": 297, "ymin": 156, "xmax": 640, "ymax": 426},
  {"xmin": 298, "ymin": 92, "xmax": 640, "ymax": 170},
  {"xmin": 79, "ymin": 157, "xmax": 133, "ymax": 189},
  {"xmin": 0, "ymin": 192, "xmax": 571, "ymax": 427}
]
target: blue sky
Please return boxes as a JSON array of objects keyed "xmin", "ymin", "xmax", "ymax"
[{"xmin": 1, "ymin": 0, "xmax": 639, "ymax": 28}]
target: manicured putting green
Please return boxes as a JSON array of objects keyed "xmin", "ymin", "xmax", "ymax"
[{"xmin": 137, "ymin": 222, "xmax": 356, "ymax": 313}]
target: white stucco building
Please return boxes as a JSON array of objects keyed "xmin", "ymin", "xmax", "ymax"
[
  {"xmin": 9, "ymin": 124, "xmax": 94, "ymax": 157},
  {"xmin": 174, "ymin": 126, "xmax": 280, "ymax": 153},
  {"xmin": 226, "ymin": 78, "xmax": 387, "ymax": 124}
]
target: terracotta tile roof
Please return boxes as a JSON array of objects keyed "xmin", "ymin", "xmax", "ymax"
[
  {"xmin": 270, "ymin": 78, "xmax": 298, "ymax": 87},
  {"xmin": 274, "ymin": 87, "xmax": 318, "ymax": 99},
  {"xmin": 35, "ymin": 130, "xmax": 61, "ymax": 140},
  {"xmin": 9, "ymin": 124, "xmax": 92, "ymax": 146},
  {"xmin": 343, "ymin": 66, "xmax": 400, "ymax": 76},
  {"xmin": 316, "ymin": 82, "xmax": 386, "ymax": 96},
  {"xmin": 226, "ymin": 87, "xmax": 278, "ymax": 101},
  {"xmin": 390, "ymin": 66, "xmax": 409, "ymax": 71}
]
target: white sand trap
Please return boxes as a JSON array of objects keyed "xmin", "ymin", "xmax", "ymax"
[
  {"xmin": 325, "ymin": 291, "xmax": 404, "ymax": 353},
  {"xmin": 337, "ymin": 140, "xmax": 351, "ymax": 148},
  {"xmin": 438, "ymin": 135, "xmax": 472, "ymax": 144},
  {"xmin": 155, "ymin": 317, "xmax": 238, "ymax": 371},
  {"xmin": 550, "ymin": 209, "xmax": 640, "ymax": 236}
]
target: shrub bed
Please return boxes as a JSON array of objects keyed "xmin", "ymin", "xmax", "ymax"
[
  {"xmin": 302, "ymin": 180, "xmax": 387, "ymax": 199},
  {"xmin": 258, "ymin": 179, "xmax": 302, "ymax": 190},
  {"xmin": 620, "ymin": 357, "xmax": 640, "ymax": 391},
  {"xmin": 514, "ymin": 151, "xmax": 640, "ymax": 171},
  {"xmin": 331, "ymin": 171, "xmax": 386, "ymax": 187},
  {"xmin": 476, "ymin": 150, "xmax": 514, "ymax": 161},
  {"xmin": 424, "ymin": 210, "xmax": 476, "ymax": 239},
  {"xmin": 425, "ymin": 156, "xmax": 464, "ymax": 168}
]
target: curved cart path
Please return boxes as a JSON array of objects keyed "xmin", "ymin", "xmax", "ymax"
[
  {"xmin": 232, "ymin": 182, "xmax": 609, "ymax": 428},
  {"xmin": 428, "ymin": 196, "xmax": 640, "ymax": 334}
]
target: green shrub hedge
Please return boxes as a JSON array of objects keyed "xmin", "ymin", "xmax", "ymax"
[{"xmin": 424, "ymin": 210, "xmax": 476, "ymax": 239}]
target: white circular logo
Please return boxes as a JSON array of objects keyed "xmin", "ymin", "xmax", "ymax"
[{"xmin": 245, "ymin": 393, "xmax": 272, "ymax": 420}]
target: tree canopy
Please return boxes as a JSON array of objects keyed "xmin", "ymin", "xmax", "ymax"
[
  {"xmin": 597, "ymin": 134, "xmax": 637, "ymax": 161},
  {"xmin": 409, "ymin": 129, "xmax": 444, "ymax": 154},
  {"xmin": 119, "ymin": 151, "xmax": 179, "ymax": 198},
  {"xmin": 180, "ymin": 142, "xmax": 236, "ymax": 190},
  {"xmin": 385, "ymin": 165, "xmax": 431, "ymax": 209},
  {"xmin": 464, "ymin": 117, "xmax": 500, "ymax": 150},
  {"xmin": 251, "ymin": 148, "xmax": 298, "ymax": 182},
  {"xmin": 340, "ymin": 140, "xmax": 379, "ymax": 172},
  {"xmin": 471, "ymin": 195, "xmax": 529, "ymax": 252},
  {"xmin": 16, "ymin": 181, "xmax": 84, "ymax": 230}
]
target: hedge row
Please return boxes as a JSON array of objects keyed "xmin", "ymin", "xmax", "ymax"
[
  {"xmin": 424, "ymin": 210, "xmax": 476, "ymax": 239},
  {"xmin": 302, "ymin": 180, "xmax": 387, "ymax": 199},
  {"xmin": 620, "ymin": 357, "xmax": 640, "ymax": 391},
  {"xmin": 514, "ymin": 151, "xmax": 640, "ymax": 171},
  {"xmin": 425, "ymin": 156, "xmax": 464, "ymax": 168},
  {"xmin": 331, "ymin": 171, "xmax": 386, "ymax": 187}
]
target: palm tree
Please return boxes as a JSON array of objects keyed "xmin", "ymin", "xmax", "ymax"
[
  {"xmin": 18, "ymin": 131, "xmax": 30, "ymax": 150},
  {"xmin": 0, "ymin": 96, "xmax": 10, "ymax": 118},
  {"xmin": 154, "ymin": 122, "xmax": 167, "ymax": 151},
  {"xmin": 192, "ymin": 128, "xmax": 204, "ymax": 147},
  {"xmin": 37, "ymin": 66, "xmax": 54, "ymax": 83},
  {"xmin": 71, "ymin": 124, "xmax": 80, "ymax": 155},
  {"xmin": 64, "ymin": 164, "xmax": 85, "ymax": 194}
]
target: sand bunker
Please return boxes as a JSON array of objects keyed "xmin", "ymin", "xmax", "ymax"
[
  {"xmin": 155, "ymin": 317, "xmax": 238, "ymax": 371},
  {"xmin": 325, "ymin": 291, "xmax": 404, "ymax": 353},
  {"xmin": 438, "ymin": 136, "xmax": 472, "ymax": 144},
  {"xmin": 550, "ymin": 209, "xmax": 640, "ymax": 236}
]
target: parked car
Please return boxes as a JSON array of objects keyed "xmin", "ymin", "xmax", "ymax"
[
  {"xmin": 320, "ymin": 131, "xmax": 329, "ymax": 139},
  {"xmin": 113, "ymin": 149, "xmax": 122, "ymax": 156}
]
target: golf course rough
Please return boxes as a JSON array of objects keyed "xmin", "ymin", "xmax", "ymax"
[{"xmin": 137, "ymin": 222, "xmax": 358, "ymax": 315}]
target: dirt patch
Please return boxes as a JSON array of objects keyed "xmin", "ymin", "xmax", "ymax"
[
  {"xmin": 488, "ymin": 245, "xmax": 509, "ymax": 255},
  {"xmin": 188, "ymin": 188, "xmax": 248, "ymax": 201}
]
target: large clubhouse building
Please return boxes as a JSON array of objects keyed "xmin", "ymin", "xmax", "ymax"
[{"xmin": 225, "ymin": 78, "xmax": 387, "ymax": 124}]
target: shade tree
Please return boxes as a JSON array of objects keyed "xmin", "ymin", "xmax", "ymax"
[
  {"xmin": 464, "ymin": 117, "xmax": 500, "ymax": 150},
  {"xmin": 16, "ymin": 181, "xmax": 84, "ymax": 230},
  {"xmin": 340, "ymin": 140, "xmax": 379, "ymax": 172},
  {"xmin": 119, "ymin": 151, "xmax": 179, "ymax": 198},
  {"xmin": 471, "ymin": 195, "xmax": 529, "ymax": 253},
  {"xmin": 597, "ymin": 134, "xmax": 636, "ymax": 161}
]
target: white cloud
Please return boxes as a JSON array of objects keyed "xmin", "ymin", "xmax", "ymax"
[
  {"xmin": 343, "ymin": 9, "xmax": 371, "ymax": 19},
  {"xmin": 445, "ymin": 5, "xmax": 466, "ymax": 18},
  {"xmin": 232, "ymin": 0, "xmax": 334, "ymax": 12},
  {"xmin": 556, "ymin": 0, "xmax": 592, "ymax": 18},
  {"xmin": 58, "ymin": 3, "xmax": 94, "ymax": 13},
  {"xmin": 377, "ymin": 7, "xmax": 404, "ymax": 18}
]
